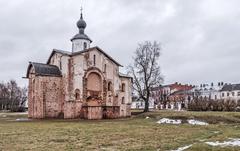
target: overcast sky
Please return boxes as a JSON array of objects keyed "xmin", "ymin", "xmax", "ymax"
[{"xmin": 0, "ymin": 0, "xmax": 240, "ymax": 87}]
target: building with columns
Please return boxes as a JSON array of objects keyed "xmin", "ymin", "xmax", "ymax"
[{"xmin": 25, "ymin": 11, "xmax": 132, "ymax": 119}]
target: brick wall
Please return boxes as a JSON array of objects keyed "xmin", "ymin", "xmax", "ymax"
[{"xmin": 28, "ymin": 76, "xmax": 63, "ymax": 119}]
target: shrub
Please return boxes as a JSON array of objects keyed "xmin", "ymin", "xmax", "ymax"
[{"xmin": 188, "ymin": 98, "xmax": 239, "ymax": 112}]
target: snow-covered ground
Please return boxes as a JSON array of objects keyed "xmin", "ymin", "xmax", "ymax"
[
  {"xmin": 169, "ymin": 138, "xmax": 240, "ymax": 151},
  {"xmin": 205, "ymin": 138, "xmax": 240, "ymax": 147},
  {"xmin": 170, "ymin": 145, "xmax": 192, "ymax": 151},
  {"xmin": 157, "ymin": 118, "xmax": 182, "ymax": 124},
  {"xmin": 187, "ymin": 119, "xmax": 209, "ymax": 126},
  {"xmin": 156, "ymin": 118, "xmax": 209, "ymax": 125}
]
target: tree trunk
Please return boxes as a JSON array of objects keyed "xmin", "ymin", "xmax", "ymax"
[{"xmin": 144, "ymin": 99, "xmax": 149, "ymax": 112}]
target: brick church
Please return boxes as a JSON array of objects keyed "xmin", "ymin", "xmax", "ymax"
[{"xmin": 26, "ymin": 11, "xmax": 132, "ymax": 119}]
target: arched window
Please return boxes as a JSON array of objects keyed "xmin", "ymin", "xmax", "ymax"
[
  {"xmin": 108, "ymin": 82, "xmax": 112, "ymax": 91},
  {"xmin": 93, "ymin": 55, "xmax": 96, "ymax": 66},
  {"xmin": 122, "ymin": 83, "xmax": 125, "ymax": 92},
  {"xmin": 84, "ymin": 42, "xmax": 87, "ymax": 49},
  {"xmin": 75, "ymin": 89, "xmax": 80, "ymax": 100}
]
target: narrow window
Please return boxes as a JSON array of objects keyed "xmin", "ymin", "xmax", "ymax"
[
  {"xmin": 232, "ymin": 92, "xmax": 235, "ymax": 96},
  {"xmin": 238, "ymin": 92, "xmax": 240, "ymax": 96},
  {"xmin": 222, "ymin": 93, "xmax": 224, "ymax": 97},
  {"xmin": 75, "ymin": 89, "xmax": 80, "ymax": 100},
  {"xmin": 227, "ymin": 92, "xmax": 229, "ymax": 97},
  {"xmin": 84, "ymin": 42, "xmax": 87, "ymax": 49},
  {"xmin": 122, "ymin": 83, "xmax": 125, "ymax": 92},
  {"xmin": 32, "ymin": 79, "xmax": 35, "ymax": 93},
  {"xmin": 108, "ymin": 82, "xmax": 112, "ymax": 91},
  {"xmin": 121, "ymin": 97, "xmax": 125, "ymax": 104},
  {"xmin": 93, "ymin": 55, "xmax": 96, "ymax": 66},
  {"xmin": 104, "ymin": 64, "xmax": 107, "ymax": 72}
]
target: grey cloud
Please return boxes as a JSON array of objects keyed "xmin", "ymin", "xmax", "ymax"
[{"xmin": 0, "ymin": 0, "xmax": 240, "ymax": 87}]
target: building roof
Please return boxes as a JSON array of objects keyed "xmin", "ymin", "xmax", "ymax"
[
  {"xmin": 170, "ymin": 90, "xmax": 192, "ymax": 95},
  {"xmin": 119, "ymin": 72, "xmax": 132, "ymax": 79},
  {"xmin": 221, "ymin": 84, "xmax": 240, "ymax": 91},
  {"xmin": 71, "ymin": 33, "xmax": 92, "ymax": 42},
  {"xmin": 47, "ymin": 46, "xmax": 123, "ymax": 67},
  {"xmin": 26, "ymin": 62, "xmax": 62, "ymax": 78}
]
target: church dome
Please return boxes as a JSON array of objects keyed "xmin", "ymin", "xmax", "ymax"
[
  {"xmin": 71, "ymin": 11, "xmax": 92, "ymax": 43},
  {"xmin": 77, "ymin": 14, "xmax": 87, "ymax": 29}
]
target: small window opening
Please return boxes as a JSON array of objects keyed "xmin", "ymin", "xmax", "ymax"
[
  {"xmin": 108, "ymin": 82, "xmax": 112, "ymax": 91},
  {"xmin": 75, "ymin": 89, "xmax": 80, "ymax": 100},
  {"xmin": 121, "ymin": 97, "xmax": 125, "ymax": 104},
  {"xmin": 122, "ymin": 83, "xmax": 125, "ymax": 92},
  {"xmin": 104, "ymin": 64, "xmax": 107, "ymax": 72},
  {"xmin": 84, "ymin": 42, "xmax": 87, "ymax": 49},
  {"xmin": 93, "ymin": 55, "xmax": 96, "ymax": 66}
]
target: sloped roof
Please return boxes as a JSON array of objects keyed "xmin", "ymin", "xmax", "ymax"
[
  {"xmin": 71, "ymin": 33, "xmax": 92, "ymax": 42},
  {"xmin": 47, "ymin": 46, "xmax": 123, "ymax": 67},
  {"xmin": 119, "ymin": 72, "xmax": 132, "ymax": 79},
  {"xmin": 26, "ymin": 62, "xmax": 62, "ymax": 78},
  {"xmin": 170, "ymin": 90, "xmax": 192, "ymax": 95},
  {"xmin": 221, "ymin": 84, "xmax": 240, "ymax": 91}
]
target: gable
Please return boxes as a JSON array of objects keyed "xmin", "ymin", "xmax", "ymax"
[
  {"xmin": 47, "ymin": 47, "xmax": 122, "ymax": 66},
  {"xmin": 73, "ymin": 47, "xmax": 123, "ymax": 67},
  {"xmin": 47, "ymin": 49, "xmax": 71, "ymax": 64}
]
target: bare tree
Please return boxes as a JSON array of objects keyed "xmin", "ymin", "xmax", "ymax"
[
  {"xmin": 128, "ymin": 41, "xmax": 163, "ymax": 112},
  {"xmin": 0, "ymin": 80, "xmax": 27, "ymax": 111}
]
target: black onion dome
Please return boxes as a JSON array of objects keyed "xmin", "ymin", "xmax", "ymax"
[
  {"xmin": 77, "ymin": 14, "xmax": 87, "ymax": 29},
  {"xmin": 71, "ymin": 12, "xmax": 92, "ymax": 42}
]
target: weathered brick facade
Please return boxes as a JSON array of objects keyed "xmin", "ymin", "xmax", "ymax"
[
  {"xmin": 26, "ymin": 11, "xmax": 132, "ymax": 119},
  {"xmin": 26, "ymin": 47, "xmax": 132, "ymax": 119}
]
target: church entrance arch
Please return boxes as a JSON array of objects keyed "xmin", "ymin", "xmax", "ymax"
[{"xmin": 82, "ymin": 69, "xmax": 105, "ymax": 119}]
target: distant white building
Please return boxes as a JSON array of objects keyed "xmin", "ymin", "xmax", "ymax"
[
  {"xmin": 193, "ymin": 82, "xmax": 224, "ymax": 100},
  {"xmin": 193, "ymin": 82, "xmax": 240, "ymax": 102},
  {"xmin": 220, "ymin": 84, "xmax": 240, "ymax": 101}
]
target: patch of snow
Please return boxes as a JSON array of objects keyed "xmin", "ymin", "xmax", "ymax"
[
  {"xmin": 157, "ymin": 118, "xmax": 181, "ymax": 124},
  {"xmin": 16, "ymin": 118, "xmax": 31, "ymax": 121},
  {"xmin": 2, "ymin": 115, "xmax": 7, "ymax": 118},
  {"xmin": 187, "ymin": 119, "xmax": 208, "ymax": 126},
  {"xmin": 171, "ymin": 145, "xmax": 192, "ymax": 151},
  {"xmin": 205, "ymin": 138, "xmax": 240, "ymax": 147},
  {"xmin": 145, "ymin": 116, "xmax": 150, "ymax": 119}
]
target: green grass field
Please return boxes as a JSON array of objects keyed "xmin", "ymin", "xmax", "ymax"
[{"xmin": 0, "ymin": 110, "xmax": 240, "ymax": 151}]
